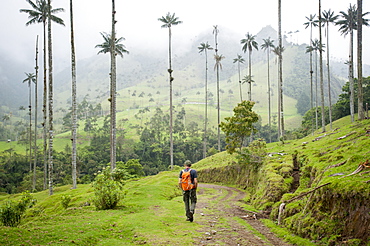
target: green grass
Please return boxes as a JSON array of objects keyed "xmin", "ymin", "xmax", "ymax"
[
  {"xmin": 0, "ymin": 171, "xmax": 203, "ymax": 245},
  {"xmin": 261, "ymin": 219, "xmax": 317, "ymax": 246}
]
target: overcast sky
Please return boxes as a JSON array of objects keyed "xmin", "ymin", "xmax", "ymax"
[{"xmin": 1, "ymin": 0, "xmax": 369, "ymax": 72}]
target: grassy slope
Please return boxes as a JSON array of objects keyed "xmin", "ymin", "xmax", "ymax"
[
  {"xmin": 2, "ymin": 116, "xmax": 369, "ymax": 245},
  {"xmin": 0, "ymin": 170, "xmax": 203, "ymax": 245}
]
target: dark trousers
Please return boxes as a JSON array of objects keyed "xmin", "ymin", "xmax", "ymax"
[{"xmin": 183, "ymin": 189, "xmax": 197, "ymax": 218}]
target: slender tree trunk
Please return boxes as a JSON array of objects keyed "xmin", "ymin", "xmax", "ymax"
[
  {"xmin": 267, "ymin": 48, "xmax": 271, "ymax": 143},
  {"xmin": 309, "ymin": 27, "xmax": 314, "ymax": 135},
  {"xmin": 214, "ymin": 29, "xmax": 220, "ymax": 152},
  {"xmin": 168, "ymin": 27, "xmax": 174, "ymax": 169},
  {"xmin": 33, "ymin": 35, "xmax": 39, "ymax": 191},
  {"xmin": 349, "ymin": 29, "xmax": 355, "ymax": 123},
  {"xmin": 43, "ymin": 21, "xmax": 48, "ymax": 190},
  {"xmin": 357, "ymin": 0, "xmax": 364, "ymax": 120},
  {"xmin": 278, "ymin": 0, "xmax": 284, "ymax": 138},
  {"xmin": 110, "ymin": 0, "xmax": 117, "ymax": 170},
  {"xmin": 216, "ymin": 62, "xmax": 220, "ymax": 151},
  {"xmin": 70, "ymin": 0, "xmax": 77, "ymax": 188},
  {"xmin": 326, "ymin": 24, "xmax": 333, "ymax": 130},
  {"xmin": 203, "ymin": 50, "xmax": 208, "ymax": 159},
  {"xmin": 47, "ymin": 0, "xmax": 54, "ymax": 196},
  {"xmin": 238, "ymin": 62, "xmax": 242, "ymax": 102},
  {"xmin": 248, "ymin": 51, "xmax": 252, "ymax": 101},
  {"xmin": 318, "ymin": 0, "xmax": 326, "ymax": 132},
  {"xmin": 315, "ymin": 49, "xmax": 318, "ymax": 130},
  {"xmin": 28, "ymin": 79, "xmax": 32, "ymax": 176}
]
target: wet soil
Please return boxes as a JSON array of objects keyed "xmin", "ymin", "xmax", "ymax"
[{"xmin": 192, "ymin": 183, "xmax": 293, "ymax": 246}]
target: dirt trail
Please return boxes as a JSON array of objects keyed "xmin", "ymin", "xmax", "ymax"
[{"xmin": 193, "ymin": 183, "xmax": 293, "ymax": 246}]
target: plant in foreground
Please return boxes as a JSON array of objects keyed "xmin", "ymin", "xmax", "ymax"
[
  {"xmin": 92, "ymin": 167, "xmax": 126, "ymax": 210},
  {"xmin": 0, "ymin": 192, "xmax": 36, "ymax": 227}
]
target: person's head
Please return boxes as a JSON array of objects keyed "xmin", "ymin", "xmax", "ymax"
[{"xmin": 184, "ymin": 160, "xmax": 192, "ymax": 168}]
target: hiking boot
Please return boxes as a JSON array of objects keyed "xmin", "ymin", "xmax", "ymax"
[{"xmin": 189, "ymin": 212, "xmax": 194, "ymax": 222}]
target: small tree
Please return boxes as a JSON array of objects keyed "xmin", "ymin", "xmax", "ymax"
[
  {"xmin": 219, "ymin": 100, "xmax": 259, "ymax": 154},
  {"xmin": 92, "ymin": 167, "xmax": 125, "ymax": 210}
]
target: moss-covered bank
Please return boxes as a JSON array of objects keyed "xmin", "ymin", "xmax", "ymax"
[{"xmin": 196, "ymin": 116, "xmax": 370, "ymax": 245}]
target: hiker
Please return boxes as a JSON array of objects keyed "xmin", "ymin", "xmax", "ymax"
[{"xmin": 179, "ymin": 160, "xmax": 198, "ymax": 222}]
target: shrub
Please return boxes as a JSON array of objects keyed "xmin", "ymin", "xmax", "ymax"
[
  {"xmin": 92, "ymin": 167, "xmax": 125, "ymax": 210},
  {"xmin": 60, "ymin": 194, "xmax": 72, "ymax": 209},
  {"xmin": 0, "ymin": 192, "xmax": 36, "ymax": 227}
]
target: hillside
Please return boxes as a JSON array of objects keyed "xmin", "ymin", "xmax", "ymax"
[
  {"xmin": 50, "ymin": 26, "xmax": 351, "ymax": 135},
  {"xmin": 196, "ymin": 115, "xmax": 370, "ymax": 245},
  {"xmin": 3, "ymin": 25, "xmax": 369, "ymax": 145},
  {"xmin": 1, "ymin": 116, "xmax": 369, "ymax": 245}
]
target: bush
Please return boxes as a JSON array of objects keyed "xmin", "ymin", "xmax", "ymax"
[
  {"xmin": 92, "ymin": 167, "xmax": 125, "ymax": 210},
  {"xmin": 0, "ymin": 192, "xmax": 36, "ymax": 227},
  {"xmin": 60, "ymin": 194, "xmax": 72, "ymax": 209}
]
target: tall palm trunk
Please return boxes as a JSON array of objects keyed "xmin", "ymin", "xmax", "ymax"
[
  {"xmin": 315, "ymin": 47, "xmax": 319, "ymax": 129},
  {"xmin": 309, "ymin": 35, "xmax": 314, "ymax": 135},
  {"xmin": 266, "ymin": 47, "xmax": 271, "ymax": 143},
  {"xmin": 248, "ymin": 51, "xmax": 252, "ymax": 101},
  {"xmin": 318, "ymin": 0, "xmax": 326, "ymax": 132},
  {"xmin": 238, "ymin": 62, "xmax": 242, "ymax": 102},
  {"xmin": 167, "ymin": 26, "xmax": 174, "ymax": 169},
  {"xmin": 110, "ymin": 0, "xmax": 117, "ymax": 170},
  {"xmin": 70, "ymin": 0, "xmax": 77, "ymax": 188},
  {"xmin": 214, "ymin": 27, "xmax": 221, "ymax": 152},
  {"xmin": 203, "ymin": 49, "xmax": 208, "ymax": 159},
  {"xmin": 33, "ymin": 35, "xmax": 39, "ymax": 191},
  {"xmin": 43, "ymin": 20, "xmax": 48, "ymax": 190},
  {"xmin": 47, "ymin": 0, "xmax": 54, "ymax": 196},
  {"xmin": 349, "ymin": 28, "xmax": 355, "ymax": 123},
  {"xmin": 278, "ymin": 0, "xmax": 284, "ymax": 139},
  {"xmin": 28, "ymin": 77, "xmax": 32, "ymax": 175},
  {"xmin": 326, "ymin": 23, "xmax": 333, "ymax": 130},
  {"xmin": 357, "ymin": 0, "xmax": 364, "ymax": 120}
]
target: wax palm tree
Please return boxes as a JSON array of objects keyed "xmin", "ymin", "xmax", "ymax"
[
  {"xmin": 261, "ymin": 38, "xmax": 275, "ymax": 143},
  {"xmin": 212, "ymin": 25, "xmax": 222, "ymax": 152},
  {"xmin": 70, "ymin": 0, "xmax": 77, "ymax": 188},
  {"xmin": 337, "ymin": 4, "xmax": 356, "ymax": 123},
  {"xmin": 242, "ymin": 75, "xmax": 254, "ymax": 85},
  {"xmin": 241, "ymin": 33, "xmax": 258, "ymax": 101},
  {"xmin": 277, "ymin": 0, "xmax": 285, "ymax": 139},
  {"xmin": 305, "ymin": 45, "xmax": 315, "ymax": 133},
  {"xmin": 23, "ymin": 72, "xmax": 36, "ymax": 177},
  {"xmin": 321, "ymin": 10, "xmax": 338, "ymax": 130},
  {"xmin": 272, "ymin": 45, "xmax": 284, "ymax": 139},
  {"xmin": 214, "ymin": 53, "xmax": 225, "ymax": 149},
  {"xmin": 304, "ymin": 14, "xmax": 318, "ymax": 135},
  {"xmin": 311, "ymin": 39, "xmax": 325, "ymax": 130},
  {"xmin": 233, "ymin": 54, "xmax": 245, "ymax": 102},
  {"xmin": 198, "ymin": 42, "xmax": 213, "ymax": 159},
  {"xmin": 95, "ymin": 32, "xmax": 129, "ymax": 58},
  {"xmin": 158, "ymin": 12, "xmax": 182, "ymax": 169},
  {"xmin": 318, "ymin": 0, "xmax": 326, "ymax": 133},
  {"xmin": 357, "ymin": 0, "xmax": 366, "ymax": 120},
  {"xmin": 336, "ymin": 4, "xmax": 369, "ymax": 122},
  {"xmin": 47, "ymin": 0, "xmax": 54, "ymax": 195},
  {"xmin": 33, "ymin": 36, "xmax": 39, "ymax": 191},
  {"xmin": 20, "ymin": 0, "xmax": 64, "ymax": 190}
]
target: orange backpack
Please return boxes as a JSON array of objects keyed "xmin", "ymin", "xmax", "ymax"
[{"xmin": 181, "ymin": 169, "xmax": 194, "ymax": 191}]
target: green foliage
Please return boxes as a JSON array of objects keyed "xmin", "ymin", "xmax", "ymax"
[
  {"xmin": 220, "ymin": 100, "xmax": 259, "ymax": 154},
  {"xmin": 0, "ymin": 192, "xmax": 36, "ymax": 227},
  {"xmin": 60, "ymin": 194, "xmax": 71, "ymax": 209},
  {"xmin": 332, "ymin": 76, "xmax": 370, "ymax": 120},
  {"xmin": 92, "ymin": 167, "xmax": 125, "ymax": 210}
]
